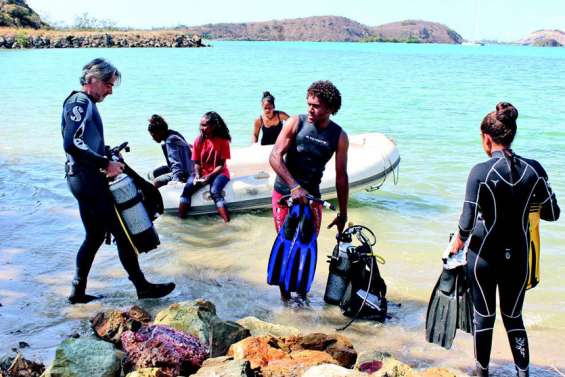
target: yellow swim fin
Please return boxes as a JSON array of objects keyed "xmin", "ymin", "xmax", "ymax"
[{"xmin": 526, "ymin": 209, "xmax": 541, "ymax": 290}]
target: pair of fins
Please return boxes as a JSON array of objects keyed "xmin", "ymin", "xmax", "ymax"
[
  {"xmin": 267, "ymin": 204, "xmax": 317, "ymax": 294},
  {"xmin": 425, "ymin": 265, "xmax": 474, "ymax": 349}
]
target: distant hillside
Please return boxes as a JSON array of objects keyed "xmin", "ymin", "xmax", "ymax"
[
  {"xmin": 0, "ymin": 0, "xmax": 48, "ymax": 29},
  {"xmin": 1, "ymin": 2, "xmax": 463, "ymax": 45},
  {"xmin": 183, "ymin": 17, "xmax": 462, "ymax": 43},
  {"xmin": 369, "ymin": 20, "xmax": 463, "ymax": 44},
  {"xmin": 184, "ymin": 16, "xmax": 373, "ymax": 42},
  {"xmin": 518, "ymin": 29, "xmax": 564, "ymax": 47}
]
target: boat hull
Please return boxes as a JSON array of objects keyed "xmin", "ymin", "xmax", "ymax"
[{"xmin": 159, "ymin": 133, "xmax": 400, "ymax": 215}]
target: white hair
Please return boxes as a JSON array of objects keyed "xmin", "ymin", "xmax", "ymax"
[{"xmin": 80, "ymin": 58, "xmax": 121, "ymax": 86}]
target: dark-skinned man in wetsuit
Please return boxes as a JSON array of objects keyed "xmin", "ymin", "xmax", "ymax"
[{"xmin": 270, "ymin": 80, "xmax": 349, "ymax": 300}]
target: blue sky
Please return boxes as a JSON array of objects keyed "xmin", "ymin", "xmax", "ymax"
[{"xmin": 27, "ymin": 0, "xmax": 565, "ymax": 41}]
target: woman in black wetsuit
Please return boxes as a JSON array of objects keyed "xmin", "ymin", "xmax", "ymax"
[
  {"xmin": 450, "ymin": 103, "xmax": 560, "ymax": 377},
  {"xmin": 252, "ymin": 91, "xmax": 289, "ymax": 145}
]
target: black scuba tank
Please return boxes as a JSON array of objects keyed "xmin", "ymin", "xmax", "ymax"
[{"xmin": 324, "ymin": 232, "xmax": 353, "ymax": 304}]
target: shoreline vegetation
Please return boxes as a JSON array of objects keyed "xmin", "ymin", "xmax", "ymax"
[{"xmin": 0, "ymin": 27, "xmax": 207, "ymax": 49}]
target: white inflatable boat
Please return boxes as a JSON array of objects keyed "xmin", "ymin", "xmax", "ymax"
[{"xmin": 159, "ymin": 133, "xmax": 400, "ymax": 215}]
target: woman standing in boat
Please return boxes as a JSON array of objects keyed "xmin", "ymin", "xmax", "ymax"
[{"xmin": 252, "ymin": 91, "xmax": 289, "ymax": 145}]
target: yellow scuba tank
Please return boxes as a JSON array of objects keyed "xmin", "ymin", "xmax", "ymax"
[{"xmin": 527, "ymin": 209, "xmax": 541, "ymax": 290}]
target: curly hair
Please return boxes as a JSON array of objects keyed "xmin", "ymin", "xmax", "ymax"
[
  {"xmin": 480, "ymin": 102, "xmax": 518, "ymax": 146},
  {"xmin": 202, "ymin": 111, "xmax": 231, "ymax": 141},
  {"xmin": 306, "ymin": 80, "xmax": 341, "ymax": 114},
  {"xmin": 147, "ymin": 114, "xmax": 168, "ymax": 133}
]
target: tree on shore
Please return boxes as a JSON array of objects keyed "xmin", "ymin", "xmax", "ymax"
[{"xmin": 73, "ymin": 12, "xmax": 117, "ymax": 30}]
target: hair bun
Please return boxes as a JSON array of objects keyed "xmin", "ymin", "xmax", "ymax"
[
  {"xmin": 262, "ymin": 91, "xmax": 272, "ymax": 98},
  {"xmin": 495, "ymin": 102, "xmax": 518, "ymax": 123}
]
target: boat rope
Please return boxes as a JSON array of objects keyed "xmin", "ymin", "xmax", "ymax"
[{"xmin": 366, "ymin": 150, "xmax": 400, "ymax": 192}]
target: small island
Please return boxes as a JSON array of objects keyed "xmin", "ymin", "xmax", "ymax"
[{"xmin": 518, "ymin": 29, "xmax": 565, "ymax": 47}]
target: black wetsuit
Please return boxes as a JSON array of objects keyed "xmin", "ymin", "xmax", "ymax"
[
  {"xmin": 274, "ymin": 114, "xmax": 342, "ymax": 197},
  {"xmin": 259, "ymin": 112, "xmax": 284, "ymax": 145},
  {"xmin": 61, "ymin": 91, "xmax": 147, "ymax": 291},
  {"xmin": 458, "ymin": 150, "xmax": 560, "ymax": 375}
]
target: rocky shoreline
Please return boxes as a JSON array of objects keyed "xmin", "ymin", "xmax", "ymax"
[
  {"xmin": 1, "ymin": 299, "xmax": 467, "ymax": 377},
  {"xmin": 0, "ymin": 29, "xmax": 206, "ymax": 49}
]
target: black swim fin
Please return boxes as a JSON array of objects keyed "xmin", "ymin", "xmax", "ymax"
[
  {"xmin": 425, "ymin": 267, "xmax": 459, "ymax": 349},
  {"xmin": 456, "ymin": 268, "xmax": 474, "ymax": 334}
]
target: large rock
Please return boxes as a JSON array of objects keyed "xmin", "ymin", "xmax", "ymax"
[
  {"xmin": 261, "ymin": 350, "xmax": 338, "ymax": 377},
  {"xmin": 237, "ymin": 316, "xmax": 301, "ymax": 337},
  {"xmin": 91, "ymin": 306, "xmax": 151, "ymax": 346},
  {"xmin": 294, "ymin": 333, "xmax": 357, "ymax": 368},
  {"xmin": 154, "ymin": 299, "xmax": 250, "ymax": 357},
  {"xmin": 190, "ymin": 356, "xmax": 255, "ymax": 377},
  {"xmin": 121, "ymin": 324, "xmax": 208, "ymax": 376},
  {"xmin": 0, "ymin": 353, "xmax": 45, "ymax": 377},
  {"xmin": 227, "ymin": 336, "xmax": 287, "ymax": 368},
  {"xmin": 43, "ymin": 337, "xmax": 121, "ymax": 377},
  {"xmin": 227, "ymin": 334, "xmax": 359, "ymax": 377},
  {"xmin": 304, "ymin": 363, "xmax": 369, "ymax": 377},
  {"xmin": 355, "ymin": 351, "xmax": 415, "ymax": 377}
]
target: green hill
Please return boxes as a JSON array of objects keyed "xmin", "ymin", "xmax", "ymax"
[{"xmin": 0, "ymin": 0, "xmax": 49, "ymax": 29}]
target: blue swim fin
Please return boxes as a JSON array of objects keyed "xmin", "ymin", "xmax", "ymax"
[
  {"xmin": 267, "ymin": 204, "xmax": 302, "ymax": 286},
  {"xmin": 283, "ymin": 204, "xmax": 317, "ymax": 294}
]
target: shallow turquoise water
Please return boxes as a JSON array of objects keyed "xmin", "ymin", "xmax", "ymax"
[{"xmin": 0, "ymin": 42, "xmax": 564, "ymax": 375}]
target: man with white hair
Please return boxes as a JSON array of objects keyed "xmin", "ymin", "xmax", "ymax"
[{"xmin": 61, "ymin": 58, "xmax": 175, "ymax": 304}]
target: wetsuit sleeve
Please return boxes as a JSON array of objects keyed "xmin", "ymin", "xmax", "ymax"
[
  {"xmin": 62, "ymin": 97, "xmax": 108, "ymax": 169},
  {"xmin": 531, "ymin": 162, "xmax": 560, "ymax": 221},
  {"xmin": 165, "ymin": 136, "xmax": 186, "ymax": 180},
  {"xmin": 458, "ymin": 164, "xmax": 482, "ymax": 241}
]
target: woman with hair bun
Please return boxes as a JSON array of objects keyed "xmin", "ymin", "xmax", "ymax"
[
  {"xmin": 252, "ymin": 91, "xmax": 289, "ymax": 145},
  {"xmin": 450, "ymin": 102, "xmax": 560, "ymax": 377}
]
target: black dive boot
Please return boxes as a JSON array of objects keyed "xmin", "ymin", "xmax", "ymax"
[
  {"xmin": 474, "ymin": 367, "xmax": 488, "ymax": 377},
  {"xmin": 131, "ymin": 278, "xmax": 176, "ymax": 299},
  {"xmin": 68, "ymin": 279, "xmax": 103, "ymax": 304},
  {"xmin": 516, "ymin": 368, "xmax": 529, "ymax": 377}
]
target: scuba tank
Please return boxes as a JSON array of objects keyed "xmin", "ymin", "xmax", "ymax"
[
  {"xmin": 324, "ymin": 224, "xmax": 388, "ymax": 330},
  {"xmin": 107, "ymin": 142, "xmax": 161, "ymax": 253},
  {"xmin": 109, "ymin": 174, "xmax": 160, "ymax": 253},
  {"xmin": 324, "ymin": 232, "xmax": 353, "ymax": 304}
]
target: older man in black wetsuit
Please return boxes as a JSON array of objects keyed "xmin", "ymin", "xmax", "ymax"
[
  {"xmin": 269, "ymin": 80, "xmax": 349, "ymax": 299},
  {"xmin": 62, "ymin": 58, "xmax": 175, "ymax": 304}
]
